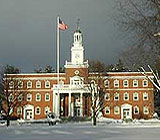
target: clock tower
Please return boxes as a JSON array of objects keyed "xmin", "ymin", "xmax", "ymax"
[{"xmin": 64, "ymin": 24, "xmax": 88, "ymax": 69}]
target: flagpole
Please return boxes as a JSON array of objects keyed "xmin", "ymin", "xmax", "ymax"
[{"xmin": 57, "ymin": 16, "xmax": 60, "ymax": 117}]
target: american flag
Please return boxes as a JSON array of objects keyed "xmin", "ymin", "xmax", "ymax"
[{"xmin": 58, "ymin": 18, "xmax": 68, "ymax": 31}]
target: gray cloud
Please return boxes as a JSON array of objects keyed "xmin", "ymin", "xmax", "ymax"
[{"xmin": 0, "ymin": 0, "xmax": 125, "ymax": 72}]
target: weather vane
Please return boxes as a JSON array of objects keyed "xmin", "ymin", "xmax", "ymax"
[{"xmin": 77, "ymin": 19, "xmax": 80, "ymax": 29}]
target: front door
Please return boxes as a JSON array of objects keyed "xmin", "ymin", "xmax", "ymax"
[
  {"xmin": 123, "ymin": 109, "xmax": 130, "ymax": 119},
  {"xmin": 26, "ymin": 109, "xmax": 33, "ymax": 120}
]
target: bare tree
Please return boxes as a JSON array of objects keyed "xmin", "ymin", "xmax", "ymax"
[
  {"xmin": 115, "ymin": 0, "xmax": 160, "ymax": 70},
  {"xmin": 0, "ymin": 65, "xmax": 27, "ymax": 127},
  {"xmin": 87, "ymin": 60, "xmax": 106, "ymax": 126}
]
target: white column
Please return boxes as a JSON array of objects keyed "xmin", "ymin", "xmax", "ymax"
[
  {"xmin": 68, "ymin": 92, "xmax": 71, "ymax": 116},
  {"xmin": 57, "ymin": 93, "xmax": 60, "ymax": 117},
  {"xmin": 80, "ymin": 93, "xmax": 83, "ymax": 117}
]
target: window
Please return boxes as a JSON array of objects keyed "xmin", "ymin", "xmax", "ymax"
[
  {"xmin": 9, "ymin": 81, "xmax": 14, "ymax": 89},
  {"xmin": 27, "ymin": 93, "xmax": 32, "ymax": 102},
  {"xmin": 124, "ymin": 92, "xmax": 129, "ymax": 101},
  {"xmin": 36, "ymin": 81, "xmax": 41, "ymax": 88},
  {"xmin": 45, "ymin": 93, "xmax": 50, "ymax": 101},
  {"xmin": 35, "ymin": 106, "xmax": 41, "ymax": 115},
  {"xmin": 18, "ymin": 81, "xmax": 23, "ymax": 88},
  {"xmin": 9, "ymin": 94, "xmax": 14, "ymax": 102},
  {"xmin": 104, "ymin": 80, "xmax": 109, "ymax": 87},
  {"xmin": 133, "ymin": 80, "xmax": 138, "ymax": 87},
  {"xmin": 44, "ymin": 106, "xmax": 50, "ymax": 115},
  {"xmin": 143, "ymin": 106, "xmax": 149, "ymax": 115},
  {"xmin": 114, "ymin": 106, "xmax": 120, "ymax": 115},
  {"xmin": 143, "ymin": 92, "xmax": 148, "ymax": 101},
  {"xmin": 45, "ymin": 81, "xmax": 50, "ymax": 88},
  {"xmin": 133, "ymin": 92, "xmax": 139, "ymax": 101},
  {"xmin": 123, "ymin": 80, "xmax": 128, "ymax": 87},
  {"xmin": 27, "ymin": 81, "xmax": 32, "ymax": 88},
  {"xmin": 114, "ymin": 80, "xmax": 119, "ymax": 87},
  {"xmin": 114, "ymin": 93, "xmax": 119, "ymax": 101},
  {"xmin": 143, "ymin": 80, "xmax": 148, "ymax": 87},
  {"xmin": 17, "ymin": 107, "xmax": 22, "ymax": 115},
  {"xmin": 36, "ymin": 93, "xmax": 41, "ymax": 101},
  {"xmin": 134, "ymin": 106, "xmax": 139, "ymax": 114},
  {"xmin": 105, "ymin": 106, "xmax": 110, "ymax": 115},
  {"xmin": 105, "ymin": 93, "xmax": 110, "ymax": 101},
  {"xmin": 18, "ymin": 94, "xmax": 23, "ymax": 102}
]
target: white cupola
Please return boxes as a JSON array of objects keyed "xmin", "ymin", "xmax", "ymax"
[{"xmin": 64, "ymin": 21, "xmax": 89, "ymax": 69}]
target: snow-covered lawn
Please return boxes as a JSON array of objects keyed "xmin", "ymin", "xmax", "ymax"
[{"xmin": 1, "ymin": 120, "xmax": 160, "ymax": 140}]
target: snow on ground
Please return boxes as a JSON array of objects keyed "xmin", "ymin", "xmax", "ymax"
[{"xmin": 1, "ymin": 119, "xmax": 160, "ymax": 140}]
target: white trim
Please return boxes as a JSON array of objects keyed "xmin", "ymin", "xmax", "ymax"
[
  {"xmin": 134, "ymin": 106, "xmax": 139, "ymax": 114},
  {"xmin": 17, "ymin": 107, "xmax": 22, "ymax": 115},
  {"xmin": 45, "ymin": 80, "xmax": 50, "ymax": 88},
  {"xmin": 114, "ymin": 106, "xmax": 120, "ymax": 115},
  {"xmin": 121, "ymin": 104, "xmax": 132, "ymax": 119},
  {"xmin": 23, "ymin": 104, "xmax": 34, "ymax": 119},
  {"xmin": 104, "ymin": 80, "xmax": 109, "ymax": 87},
  {"xmin": 36, "ymin": 80, "xmax": 41, "ymax": 88},
  {"xmin": 27, "ymin": 81, "xmax": 32, "ymax": 88},
  {"xmin": 143, "ymin": 92, "xmax": 148, "ymax": 101},
  {"xmin": 35, "ymin": 106, "xmax": 41, "ymax": 115},
  {"xmin": 105, "ymin": 93, "xmax": 110, "ymax": 101},
  {"xmin": 133, "ymin": 92, "xmax": 139, "ymax": 101},
  {"xmin": 27, "ymin": 93, "xmax": 32, "ymax": 102},
  {"xmin": 18, "ymin": 81, "xmax": 23, "ymax": 88},
  {"xmin": 123, "ymin": 92, "xmax": 129, "ymax": 101},
  {"xmin": 114, "ymin": 93, "xmax": 119, "ymax": 101},
  {"xmin": 123, "ymin": 80, "xmax": 129, "ymax": 87},
  {"xmin": 143, "ymin": 80, "xmax": 148, "ymax": 87},
  {"xmin": 105, "ymin": 106, "xmax": 110, "ymax": 115},
  {"xmin": 143, "ymin": 106, "xmax": 149, "ymax": 115},
  {"xmin": 133, "ymin": 79, "xmax": 138, "ymax": 87},
  {"xmin": 114, "ymin": 79, "xmax": 119, "ymax": 87},
  {"xmin": 45, "ymin": 93, "xmax": 50, "ymax": 101},
  {"xmin": 36, "ymin": 93, "xmax": 41, "ymax": 102},
  {"xmin": 105, "ymin": 88, "xmax": 153, "ymax": 91},
  {"xmin": 11, "ymin": 77, "xmax": 65, "ymax": 80},
  {"xmin": 44, "ymin": 106, "xmax": 50, "ymax": 115}
]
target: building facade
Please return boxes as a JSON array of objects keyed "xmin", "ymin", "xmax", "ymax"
[{"xmin": 7, "ymin": 27, "xmax": 154, "ymax": 120}]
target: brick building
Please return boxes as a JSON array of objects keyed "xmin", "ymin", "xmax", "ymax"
[{"xmin": 7, "ymin": 27, "xmax": 154, "ymax": 120}]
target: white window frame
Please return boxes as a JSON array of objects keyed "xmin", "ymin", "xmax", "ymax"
[
  {"xmin": 114, "ymin": 79, "xmax": 119, "ymax": 87},
  {"xmin": 44, "ymin": 106, "xmax": 50, "ymax": 115},
  {"xmin": 45, "ymin": 93, "xmax": 50, "ymax": 101},
  {"xmin": 35, "ymin": 106, "xmax": 41, "ymax": 115},
  {"xmin": 18, "ymin": 94, "xmax": 23, "ymax": 102},
  {"xmin": 143, "ymin": 106, "xmax": 149, "ymax": 115},
  {"xmin": 17, "ymin": 107, "xmax": 22, "ymax": 115},
  {"xmin": 114, "ymin": 106, "xmax": 120, "ymax": 115},
  {"xmin": 9, "ymin": 81, "xmax": 14, "ymax": 89},
  {"xmin": 143, "ymin": 80, "xmax": 148, "ymax": 87},
  {"xmin": 143, "ymin": 92, "xmax": 148, "ymax": 101},
  {"xmin": 36, "ymin": 80, "xmax": 41, "ymax": 88},
  {"xmin": 114, "ymin": 93, "xmax": 119, "ymax": 101},
  {"xmin": 134, "ymin": 106, "xmax": 139, "ymax": 114},
  {"xmin": 9, "ymin": 93, "xmax": 14, "ymax": 102},
  {"xmin": 133, "ymin": 92, "xmax": 139, "ymax": 101},
  {"xmin": 104, "ymin": 93, "xmax": 110, "ymax": 101},
  {"xmin": 133, "ymin": 80, "xmax": 138, "ymax": 87},
  {"xmin": 27, "ymin": 93, "xmax": 32, "ymax": 102},
  {"xmin": 18, "ymin": 81, "xmax": 23, "ymax": 88},
  {"xmin": 27, "ymin": 81, "xmax": 32, "ymax": 88},
  {"xmin": 45, "ymin": 80, "xmax": 50, "ymax": 88},
  {"xmin": 104, "ymin": 80, "xmax": 109, "ymax": 87},
  {"xmin": 36, "ymin": 93, "xmax": 41, "ymax": 102},
  {"xmin": 123, "ymin": 92, "xmax": 129, "ymax": 101},
  {"xmin": 105, "ymin": 106, "xmax": 110, "ymax": 115},
  {"xmin": 123, "ymin": 80, "xmax": 128, "ymax": 87}
]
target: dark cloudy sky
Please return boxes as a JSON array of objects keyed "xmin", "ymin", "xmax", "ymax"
[{"xmin": 0, "ymin": 0, "xmax": 126, "ymax": 72}]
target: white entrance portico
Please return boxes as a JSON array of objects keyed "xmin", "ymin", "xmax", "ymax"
[
  {"xmin": 53, "ymin": 84, "xmax": 89, "ymax": 117},
  {"xmin": 23, "ymin": 104, "xmax": 34, "ymax": 120},
  {"xmin": 121, "ymin": 104, "xmax": 132, "ymax": 120}
]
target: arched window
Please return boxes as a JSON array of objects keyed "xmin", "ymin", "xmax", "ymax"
[
  {"xmin": 114, "ymin": 106, "xmax": 120, "ymax": 115},
  {"xmin": 36, "ymin": 81, "xmax": 41, "ymax": 88},
  {"xmin": 36, "ymin": 93, "xmax": 41, "ymax": 101},
  {"xmin": 27, "ymin": 81, "xmax": 32, "ymax": 88},
  {"xmin": 35, "ymin": 106, "xmax": 41, "ymax": 115},
  {"xmin": 134, "ymin": 106, "xmax": 139, "ymax": 114}
]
